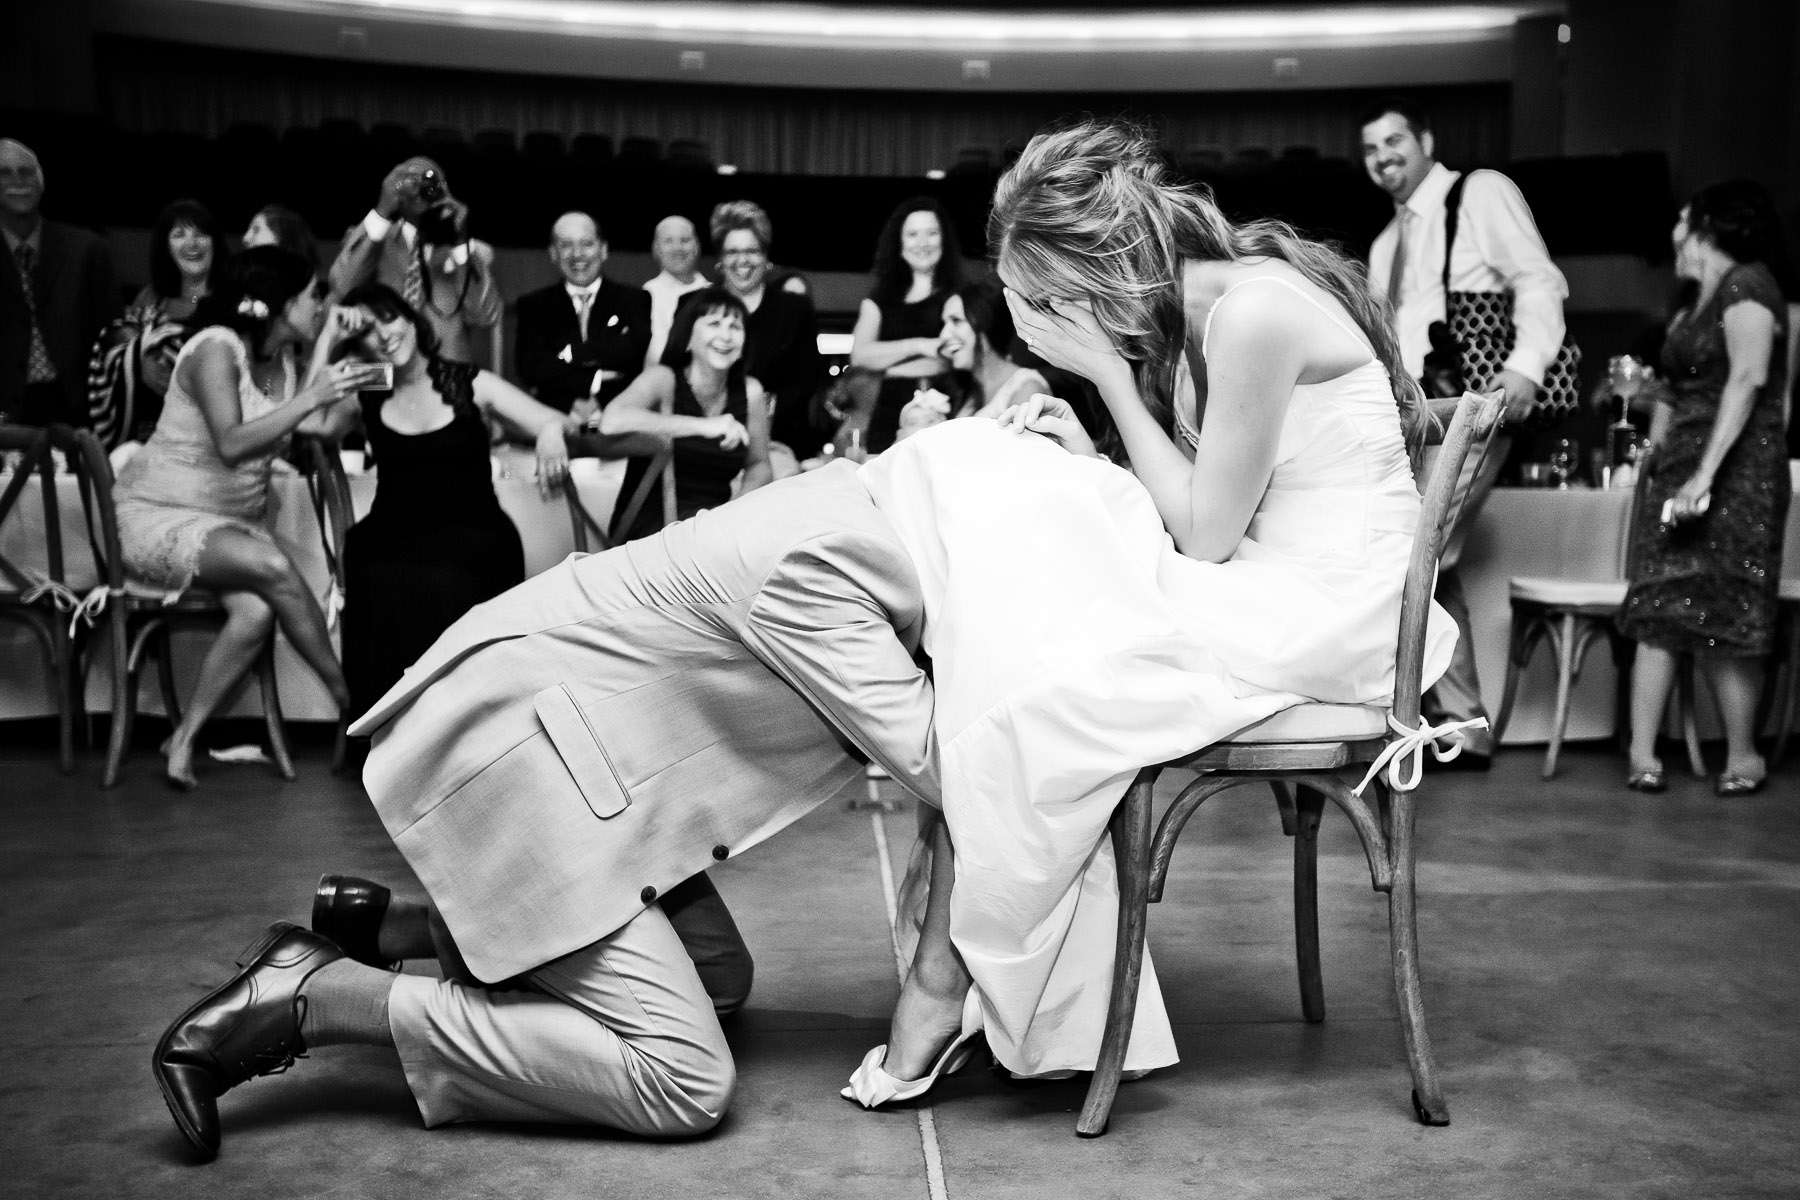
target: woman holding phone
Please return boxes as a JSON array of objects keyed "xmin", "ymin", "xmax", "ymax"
[
  {"xmin": 311, "ymin": 283, "xmax": 582, "ymax": 726},
  {"xmin": 111, "ymin": 246, "xmax": 366, "ymax": 789}
]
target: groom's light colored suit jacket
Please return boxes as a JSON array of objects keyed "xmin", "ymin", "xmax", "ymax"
[{"xmin": 349, "ymin": 462, "xmax": 937, "ymax": 983}]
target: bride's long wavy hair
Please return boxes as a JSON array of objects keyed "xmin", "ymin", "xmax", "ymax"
[{"xmin": 990, "ymin": 118, "xmax": 1425, "ymax": 453}]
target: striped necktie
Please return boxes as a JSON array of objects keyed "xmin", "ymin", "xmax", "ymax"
[
  {"xmin": 1385, "ymin": 208, "xmax": 1412, "ymax": 310},
  {"xmin": 13, "ymin": 242, "xmax": 57, "ymax": 383}
]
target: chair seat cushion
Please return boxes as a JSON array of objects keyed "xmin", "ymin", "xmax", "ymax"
[
  {"xmin": 1225, "ymin": 702, "xmax": 1388, "ymax": 744},
  {"xmin": 1509, "ymin": 576, "xmax": 1627, "ymax": 608}
]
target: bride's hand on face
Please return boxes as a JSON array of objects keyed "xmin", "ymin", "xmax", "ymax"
[
  {"xmin": 995, "ymin": 391, "xmax": 1099, "ymax": 458},
  {"xmin": 1002, "ymin": 290, "xmax": 1127, "ymax": 385}
]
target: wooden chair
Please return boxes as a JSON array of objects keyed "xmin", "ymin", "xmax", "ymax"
[
  {"xmin": 1490, "ymin": 450, "xmax": 1704, "ymax": 779},
  {"xmin": 296, "ymin": 436, "xmax": 354, "ymax": 772},
  {"xmin": 0, "ymin": 425, "xmax": 78, "ymax": 772},
  {"xmin": 1763, "ymin": 580, "xmax": 1800, "ymax": 767},
  {"xmin": 565, "ymin": 445, "xmax": 676, "ymax": 553},
  {"xmin": 1076, "ymin": 392, "xmax": 1505, "ymax": 1138},
  {"xmin": 59, "ymin": 430, "xmax": 295, "ymax": 788}
]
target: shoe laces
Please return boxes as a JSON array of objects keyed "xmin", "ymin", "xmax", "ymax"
[{"xmin": 234, "ymin": 995, "xmax": 311, "ymax": 1080}]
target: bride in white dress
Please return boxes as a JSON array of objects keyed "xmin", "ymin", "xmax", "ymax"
[{"xmin": 844, "ymin": 119, "xmax": 1456, "ymax": 1103}]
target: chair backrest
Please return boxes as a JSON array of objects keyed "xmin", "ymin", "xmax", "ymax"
[
  {"xmin": 0, "ymin": 424, "xmax": 64, "ymax": 597},
  {"xmin": 1392, "ymin": 392, "xmax": 1507, "ymax": 728},
  {"xmin": 297, "ymin": 436, "xmax": 353, "ymax": 602},
  {"xmin": 566, "ymin": 447, "xmax": 678, "ymax": 553}
]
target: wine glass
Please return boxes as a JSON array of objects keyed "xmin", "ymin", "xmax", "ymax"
[{"xmin": 1548, "ymin": 438, "xmax": 1578, "ymax": 489}]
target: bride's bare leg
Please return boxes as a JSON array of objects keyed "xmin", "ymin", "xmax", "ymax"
[{"xmin": 882, "ymin": 804, "xmax": 974, "ymax": 1080}]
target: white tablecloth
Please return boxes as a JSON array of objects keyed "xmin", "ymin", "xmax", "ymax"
[{"xmin": 0, "ymin": 447, "xmax": 622, "ymax": 722}]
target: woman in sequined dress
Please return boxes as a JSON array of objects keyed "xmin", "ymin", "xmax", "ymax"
[{"xmin": 1621, "ymin": 180, "xmax": 1793, "ymax": 796}]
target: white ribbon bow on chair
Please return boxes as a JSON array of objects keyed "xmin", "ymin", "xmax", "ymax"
[
  {"xmin": 21, "ymin": 576, "xmax": 81, "ymax": 614},
  {"xmin": 1352, "ymin": 713, "xmax": 1492, "ymax": 797},
  {"xmin": 321, "ymin": 582, "xmax": 344, "ymax": 632},
  {"xmin": 67, "ymin": 584, "xmax": 127, "ymax": 639}
]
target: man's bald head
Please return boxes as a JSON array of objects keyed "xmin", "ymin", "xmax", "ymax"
[
  {"xmin": 652, "ymin": 214, "xmax": 701, "ymax": 280},
  {"xmin": 0, "ymin": 139, "xmax": 46, "ymax": 221},
  {"xmin": 549, "ymin": 210, "xmax": 605, "ymax": 288}
]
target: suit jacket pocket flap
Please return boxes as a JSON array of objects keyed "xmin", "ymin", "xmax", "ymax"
[{"xmin": 532, "ymin": 684, "xmax": 630, "ymax": 819}]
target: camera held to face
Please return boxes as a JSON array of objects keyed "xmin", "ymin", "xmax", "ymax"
[{"xmin": 412, "ymin": 168, "xmax": 465, "ymax": 245}]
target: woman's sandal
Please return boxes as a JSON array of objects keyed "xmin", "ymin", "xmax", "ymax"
[
  {"xmin": 842, "ymin": 990, "xmax": 983, "ymax": 1109},
  {"xmin": 1625, "ymin": 763, "xmax": 1667, "ymax": 793},
  {"xmin": 1715, "ymin": 772, "xmax": 1766, "ymax": 797}
]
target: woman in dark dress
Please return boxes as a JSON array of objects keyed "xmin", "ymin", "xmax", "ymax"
[
  {"xmin": 1621, "ymin": 180, "xmax": 1793, "ymax": 796},
  {"xmin": 598, "ymin": 287, "xmax": 773, "ymax": 543},
  {"xmin": 851, "ymin": 197, "xmax": 966, "ymax": 453},
  {"xmin": 314, "ymin": 284, "xmax": 580, "ymax": 720}
]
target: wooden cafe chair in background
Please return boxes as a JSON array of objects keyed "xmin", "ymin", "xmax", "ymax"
[
  {"xmin": 296, "ymin": 434, "xmax": 354, "ymax": 772},
  {"xmin": 60, "ymin": 429, "xmax": 296, "ymax": 788},
  {"xmin": 0, "ymin": 424, "xmax": 79, "ymax": 772},
  {"xmin": 1489, "ymin": 447, "xmax": 1704, "ymax": 780},
  {"xmin": 1076, "ymin": 391, "xmax": 1505, "ymax": 1139}
]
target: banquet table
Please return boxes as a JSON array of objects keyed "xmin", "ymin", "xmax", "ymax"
[
  {"xmin": 3, "ymin": 456, "xmax": 1798, "ymax": 743},
  {"xmin": 0, "ymin": 446, "xmax": 623, "ymax": 724}
]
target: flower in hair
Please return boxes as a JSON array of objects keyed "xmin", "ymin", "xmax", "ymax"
[{"xmin": 236, "ymin": 296, "xmax": 271, "ymax": 320}]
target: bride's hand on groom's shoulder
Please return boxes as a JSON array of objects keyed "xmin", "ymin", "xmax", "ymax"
[{"xmin": 995, "ymin": 392, "xmax": 1098, "ymax": 458}]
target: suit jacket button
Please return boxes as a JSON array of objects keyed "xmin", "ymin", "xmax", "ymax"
[
  {"xmin": 640, "ymin": 885, "xmax": 657, "ymax": 904},
  {"xmin": 712, "ymin": 844, "xmax": 729, "ymax": 861}
]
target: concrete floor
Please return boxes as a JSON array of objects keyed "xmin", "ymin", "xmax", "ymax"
[{"xmin": 1, "ymin": 730, "xmax": 1796, "ymax": 1199}]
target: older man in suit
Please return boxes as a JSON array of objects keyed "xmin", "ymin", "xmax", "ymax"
[
  {"xmin": 514, "ymin": 210, "xmax": 651, "ymax": 417},
  {"xmin": 152, "ymin": 460, "xmax": 939, "ymax": 1159},
  {"xmin": 0, "ymin": 139, "xmax": 114, "ymax": 427},
  {"xmin": 329, "ymin": 156, "xmax": 502, "ymax": 365}
]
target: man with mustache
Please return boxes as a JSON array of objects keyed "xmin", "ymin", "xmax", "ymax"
[{"xmin": 515, "ymin": 210, "xmax": 651, "ymax": 418}]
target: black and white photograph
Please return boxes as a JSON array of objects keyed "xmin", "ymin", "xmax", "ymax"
[{"xmin": 3, "ymin": 1, "xmax": 1797, "ymax": 1196}]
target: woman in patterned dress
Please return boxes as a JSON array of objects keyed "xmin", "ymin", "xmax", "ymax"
[
  {"xmin": 113, "ymin": 246, "xmax": 373, "ymax": 788},
  {"xmin": 1621, "ymin": 180, "xmax": 1793, "ymax": 796}
]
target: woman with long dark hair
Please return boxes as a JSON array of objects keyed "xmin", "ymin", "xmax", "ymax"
[
  {"xmin": 850, "ymin": 196, "xmax": 966, "ymax": 453},
  {"xmin": 87, "ymin": 198, "xmax": 232, "ymax": 446},
  {"xmin": 112, "ymin": 245, "xmax": 366, "ymax": 788},
  {"xmin": 310, "ymin": 282, "xmax": 578, "ymax": 723}
]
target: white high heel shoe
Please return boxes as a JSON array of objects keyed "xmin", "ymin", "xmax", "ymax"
[{"xmin": 841, "ymin": 990, "xmax": 983, "ymax": 1109}]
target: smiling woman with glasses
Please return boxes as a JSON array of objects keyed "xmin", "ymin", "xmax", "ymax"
[{"xmin": 707, "ymin": 199, "xmax": 824, "ymax": 461}]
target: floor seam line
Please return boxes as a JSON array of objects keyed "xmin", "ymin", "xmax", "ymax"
[{"xmin": 870, "ymin": 808, "xmax": 952, "ymax": 1200}]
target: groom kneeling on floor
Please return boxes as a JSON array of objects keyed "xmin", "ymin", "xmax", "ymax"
[{"xmin": 152, "ymin": 459, "xmax": 941, "ymax": 1159}]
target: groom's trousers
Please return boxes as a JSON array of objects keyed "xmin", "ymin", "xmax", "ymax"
[{"xmin": 386, "ymin": 874, "xmax": 747, "ymax": 1134}]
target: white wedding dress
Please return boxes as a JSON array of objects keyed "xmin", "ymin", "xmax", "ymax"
[{"xmin": 856, "ymin": 276, "xmax": 1457, "ymax": 1077}]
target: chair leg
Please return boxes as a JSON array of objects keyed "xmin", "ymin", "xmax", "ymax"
[
  {"xmin": 1543, "ymin": 613, "xmax": 1581, "ymax": 779},
  {"xmin": 1769, "ymin": 620, "xmax": 1799, "ymax": 768},
  {"xmin": 1676, "ymin": 656, "xmax": 1706, "ymax": 777},
  {"xmin": 1076, "ymin": 768, "xmax": 1156, "ymax": 1138},
  {"xmin": 1492, "ymin": 609, "xmax": 1543, "ymax": 744},
  {"xmin": 50, "ymin": 623, "xmax": 74, "ymax": 774},
  {"xmin": 1293, "ymin": 786, "xmax": 1326, "ymax": 1024},
  {"xmin": 256, "ymin": 643, "xmax": 296, "ymax": 781},
  {"xmin": 104, "ymin": 618, "xmax": 148, "ymax": 788},
  {"xmin": 1385, "ymin": 789, "xmax": 1449, "ymax": 1126},
  {"xmin": 154, "ymin": 625, "xmax": 182, "ymax": 725}
]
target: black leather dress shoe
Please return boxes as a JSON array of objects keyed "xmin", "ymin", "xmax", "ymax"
[
  {"xmin": 311, "ymin": 874, "xmax": 396, "ymax": 970},
  {"xmin": 152, "ymin": 922, "xmax": 343, "ymax": 1160}
]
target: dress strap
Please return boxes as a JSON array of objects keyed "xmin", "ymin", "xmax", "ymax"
[{"xmin": 1201, "ymin": 275, "xmax": 1375, "ymax": 362}]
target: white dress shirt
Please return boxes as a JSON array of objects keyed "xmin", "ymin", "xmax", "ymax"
[
  {"xmin": 1368, "ymin": 162, "xmax": 1568, "ymax": 383},
  {"xmin": 642, "ymin": 270, "xmax": 711, "ymax": 365}
]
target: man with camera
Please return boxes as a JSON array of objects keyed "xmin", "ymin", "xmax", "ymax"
[
  {"xmin": 1360, "ymin": 96, "xmax": 1571, "ymax": 769},
  {"xmin": 329, "ymin": 156, "xmax": 501, "ymax": 366}
]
